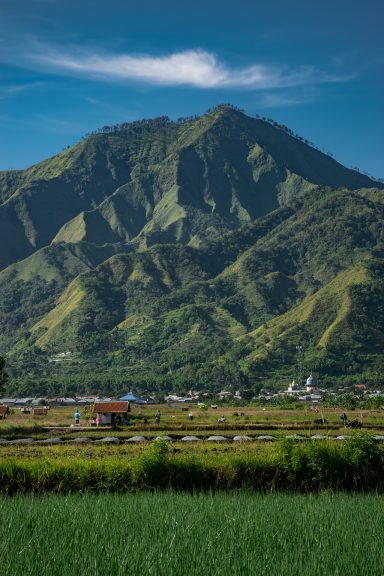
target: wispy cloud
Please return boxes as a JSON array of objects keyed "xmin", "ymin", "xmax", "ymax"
[
  {"xmin": 29, "ymin": 46, "xmax": 354, "ymax": 90},
  {"xmin": 0, "ymin": 81, "xmax": 44, "ymax": 100},
  {"xmin": 0, "ymin": 111, "xmax": 85, "ymax": 134},
  {"xmin": 82, "ymin": 95, "xmax": 102, "ymax": 106},
  {"xmin": 259, "ymin": 92, "xmax": 314, "ymax": 108}
]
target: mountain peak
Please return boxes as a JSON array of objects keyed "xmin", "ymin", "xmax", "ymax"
[
  {"xmin": 206, "ymin": 103, "xmax": 246, "ymax": 117},
  {"xmin": 0, "ymin": 106, "xmax": 381, "ymax": 273}
]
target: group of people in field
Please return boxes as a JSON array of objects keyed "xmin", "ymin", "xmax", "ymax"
[{"xmin": 73, "ymin": 410, "xmax": 103, "ymax": 427}]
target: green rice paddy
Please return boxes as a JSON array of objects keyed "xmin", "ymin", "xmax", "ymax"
[
  {"xmin": 1, "ymin": 491, "xmax": 383, "ymax": 576},
  {"xmin": 1, "ymin": 408, "xmax": 383, "ymax": 575}
]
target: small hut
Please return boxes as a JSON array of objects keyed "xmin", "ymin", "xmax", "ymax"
[
  {"xmin": 93, "ymin": 401, "xmax": 130, "ymax": 426},
  {"xmin": 33, "ymin": 407, "xmax": 48, "ymax": 416},
  {"xmin": 0, "ymin": 405, "xmax": 10, "ymax": 419}
]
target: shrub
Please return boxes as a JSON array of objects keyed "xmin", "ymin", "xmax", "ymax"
[{"xmin": 132, "ymin": 438, "xmax": 170, "ymax": 488}]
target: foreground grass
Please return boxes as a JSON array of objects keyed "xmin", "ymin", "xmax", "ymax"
[{"xmin": 1, "ymin": 492, "xmax": 383, "ymax": 576}]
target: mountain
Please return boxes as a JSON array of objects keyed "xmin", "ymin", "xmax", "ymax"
[
  {"xmin": 1, "ymin": 105, "xmax": 383, "ymax": 396},
  {"xmin": 0, "ymin": 105, "xmax": 376, "ymax": 270}
]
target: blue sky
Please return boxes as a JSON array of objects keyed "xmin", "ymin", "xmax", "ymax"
[{"xmin": 1, "ymin": 0, "xmax": 383, "ymax": 178}]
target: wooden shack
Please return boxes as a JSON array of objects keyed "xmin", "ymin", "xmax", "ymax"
[
  {"xmin": 0, "ymin": 405, "xmax": 9, "ymax": 419},
  {"xmin": 93, "ymin": 401, "xmax": 130, "ymax": 426},
  {"xmin": 20, "ymin": 406, "xmax": 31, "ymax": 414},
  {"xmin": 33, "ymin": 407, "xmax": 48, "ymax": 416}
]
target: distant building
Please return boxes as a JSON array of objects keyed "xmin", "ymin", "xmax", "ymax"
[
  {"xmin": 119, "ymin": 391, "xmax": 147, "ymax": 404},
  {"xmin": 93, "ymin": 401, "xmax": 130, "ymax": 426},
  {"xmin": 164, "ymin": 394, "xmax": 193, "ymax": 403},
  {"xmin": 354, "ymin": 384, "xmax": 367, "ymax": 391},
  {"xmin": 284, "ymin": 374, "xmax": 320, "ymax": 399},
  {"xmin": 306, "ymin": 373, "xmax": 317, "ymax": 392},
  {"xmin": 287, "ymin": 380, "xmax": 298, "ymax": 394},
  {"xmin": 33, "ymin": 407, "xmax": 48, "ymax": 416},
  {"xmin": 0, "ymin": 405, "xmax": 9, "ymax": 419},
  {"xmin": 219, "ymin": 391, "xmax": 232, "ymax": 401}
]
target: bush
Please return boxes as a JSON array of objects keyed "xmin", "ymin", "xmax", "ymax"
[{"xmin": 132, "ymin": 439, "xmax": 170, "ymax": 488}]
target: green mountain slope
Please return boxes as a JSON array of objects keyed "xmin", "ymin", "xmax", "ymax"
[
  {"xmin": 2, "ymin": 105, "xmax": 384, "ymax": 395},
  {"xmin": 0, "ymin": 241, "xmax": 132, "ymax": 353},
  {"xmin": 4, "ymin": 186, "xmax": 382, "ymax": 394},
  {"xmin": 0, "ymin": 106, "xmax": 379, "ymax": 271},
  {"xmin": 242, "ymin": 259, "xmax": 384, "ymax": 380}
]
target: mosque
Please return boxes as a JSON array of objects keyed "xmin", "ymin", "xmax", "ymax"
[
  {"xmin": 286, "ymin": 373, "xmax": 317, "ymax": 395},
  {"xmin": 305, "ymin": 372, "xmax": 317, "ymax": 392}
]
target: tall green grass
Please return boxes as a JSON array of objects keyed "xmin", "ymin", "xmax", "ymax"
[
  {"xmin": 1, "ymin": 492, "xmax": 383, "ymax": 576},
  {"xmin": 0, "ymin": 435, "xmax": 383, "ymax": 493}
]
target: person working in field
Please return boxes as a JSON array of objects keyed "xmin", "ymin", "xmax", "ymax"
[{"xmin": 74, "ymin": 410, "xmax": 80, "ymax": 426}]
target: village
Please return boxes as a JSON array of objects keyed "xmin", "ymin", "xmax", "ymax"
[
  {"xmin": 1, "ymin": 371, "xmax": 383, "ymax": 446},
  {"xmin": 1, "ymin": 371, "xmax": 383, "ymax": 413}
]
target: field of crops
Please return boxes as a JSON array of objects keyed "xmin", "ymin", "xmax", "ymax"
[
  {"xmin": 2, "ymin": 404, "xmax": 383, "ymax": 433},
  {"xmin": 1, "ymin": 404, "xmax": 384, "ymax": 493},
  {"xmin": 1, "ymin": 432, "xmax": 384, "ymax": 493},
  {"xmin": 1, "ymin": 491, "xmax": 383, "ymax": 576},
  {"xmin": 1, "ymin": 406, "xmax": 383, "ymax": 575}
]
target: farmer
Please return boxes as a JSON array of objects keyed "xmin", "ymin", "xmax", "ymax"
[
  {"xmin": 74, "ymin": 409, "xmax": 80, "ymax": 426},
  {"xmin": 155, "ymin": 410, "xmax": 161, "ymax": 424},
  {"xmin": 340, "ymin": 413, "xmax": 348, "ymax": 425}
]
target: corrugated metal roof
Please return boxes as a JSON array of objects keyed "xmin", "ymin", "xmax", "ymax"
[
  {"xmin": 93, "ymin": 401, "xmax": 130, "ymax": 413},
  {"xmin": 119, "ymin": 391, "xmax": 145, "ymax": 402}
]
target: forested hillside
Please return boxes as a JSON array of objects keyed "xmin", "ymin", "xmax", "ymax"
[{"xmin": 1, "ymin": 105, "xmax": 383, "ymax": 396}]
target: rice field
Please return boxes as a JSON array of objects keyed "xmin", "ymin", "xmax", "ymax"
[
  {"xmin": 1, "ymin": 408, "xmax": 382, "ymax": 574},
  {"xmin": 1, "ymin": 404, "xmax": 383, "ymax": 494},
  {"xmin": 1, "ymin": 404, "xmax": 383, "ymax": 435},
  {"xmin": 1, "ymin": 432, "xmax": 384, "ymax": 493},
  {"xmin": 1, "ymin": 491, "xmax": 383, "ymax": 576}
]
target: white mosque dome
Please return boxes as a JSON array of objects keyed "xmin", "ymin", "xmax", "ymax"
[{"xmin": 306, "ymin": 373, "xmax": 317, "ymax": 387}]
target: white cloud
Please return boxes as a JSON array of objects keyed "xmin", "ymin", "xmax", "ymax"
[{"xmin": 30, "ymin": 46, "xmax": 354, "ymax": 90}]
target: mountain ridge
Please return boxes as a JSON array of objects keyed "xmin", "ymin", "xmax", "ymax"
[
  {"xmin": 1, "ymin": 105, "xmax": 384, "ymax": 395},
  {"xmin": 1, "ymin": 105, "xmax": 380, "ymax": 270}
]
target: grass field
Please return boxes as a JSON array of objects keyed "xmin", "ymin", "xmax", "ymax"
[
  {"xmin": 1, "ymin": 406, "xmax": 383, "ymax": 575},
  {"xmin": 1, "ymin": 404, "xmax": 383, "ymax": 437},
  {"xmin": 1, "ymin": 432, "xmax": 383, "ymax": 493},
  {"xmin": 1, "ymin": 404, "xmax": 383, "ymax": 494},
  {"xmin": 1, "ymin": 492, "xmax": 383, "ymax": 576}
]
